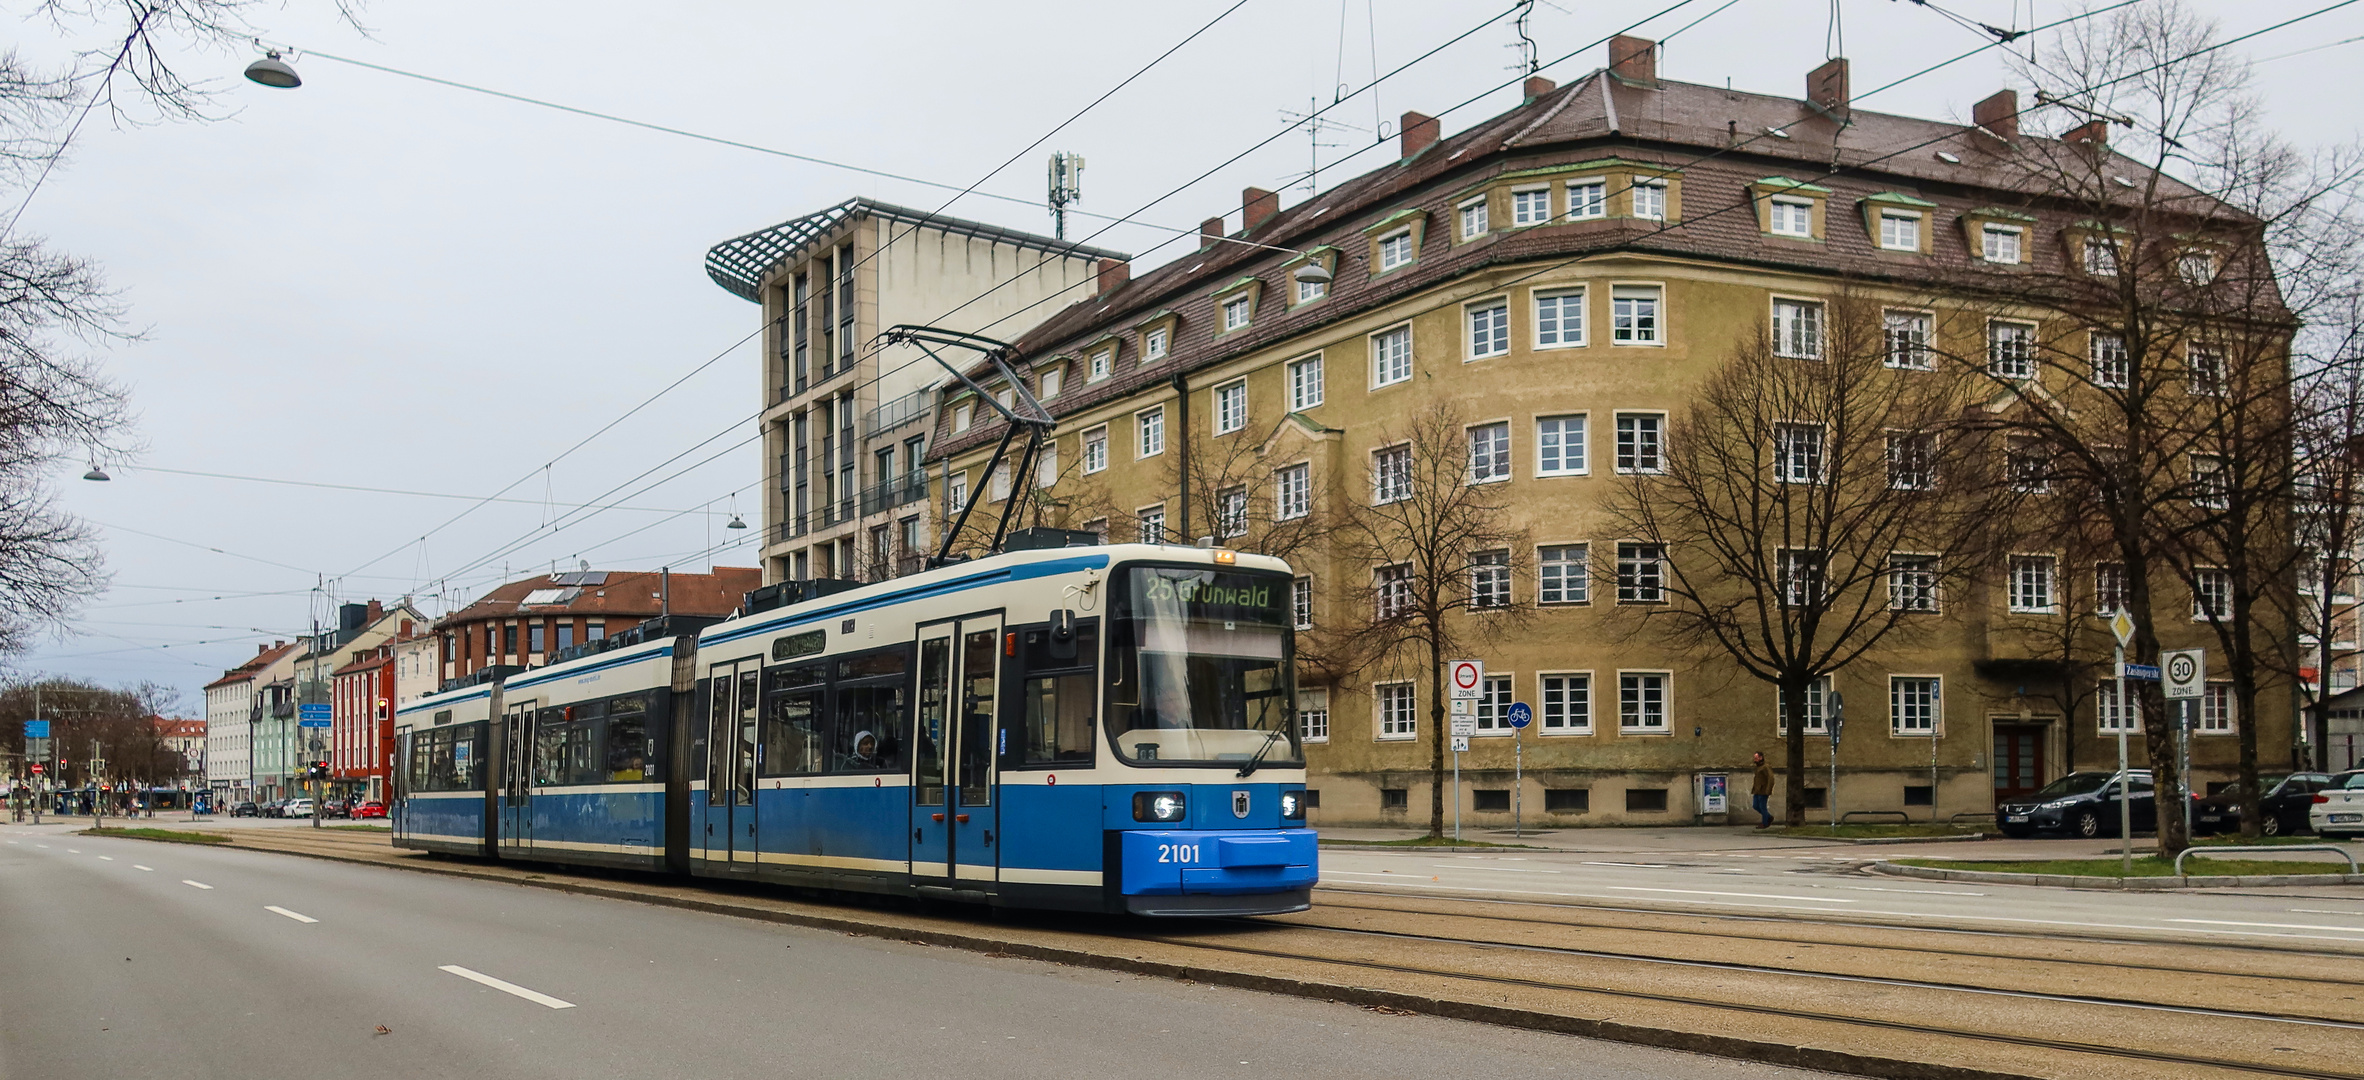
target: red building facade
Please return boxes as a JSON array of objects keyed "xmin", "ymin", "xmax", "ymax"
[{"xmin": 330, "ymin": 643, "xmax": 398, "ymax": 803}]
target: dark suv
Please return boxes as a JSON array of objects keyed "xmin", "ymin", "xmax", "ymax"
[
  {"xmin": 2195, "ymin": 773, "xmax": 2332, "ymax": 837},
  {"xmin": 1998, "ymin": 770, "xmax": 2155, "ymax": 838}
]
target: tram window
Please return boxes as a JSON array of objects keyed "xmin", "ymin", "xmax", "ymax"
[
  {"xmin": 565, "ymin": 719, "xmax": 600, "ymax": 784},
  {"xmin": 1022, "ymin": 673, "xmax": 1095, "ymax": 766},
  {"xmin": 759, "ymin": 689, "xmax": 824, "ymax": 776},
  {"xmin": 607, "ymin": 708, "xmax": 649, "ymax": 782},
  {"xmin": 452, "ymin": 725, "xmax": 481, "ymax": 789},
  {"xmin": 834, "ymin": 684, "xmax": 907, "ymax": 771},
  {"xmin": 534, "ymin": 709, "xmax": 567, "ymax": 787}
]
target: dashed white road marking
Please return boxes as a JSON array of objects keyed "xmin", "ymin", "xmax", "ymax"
[
  {"xmin": 438, "ymin": 965, "xmax": 575, "ymax": 1009},
  {"xmin": 133, "ymin": 865, "xmax": 153, "ymax": 871},
  {"xmin": 96, "ymin": 855, "xmax": 113, "ymax": 861},
  {"xmin": 1583, "ymin": 861, "xmax": 1672, "ymax": 868},
  {"xmin": 265, "ymin": 906, "xmax": 318, "ymax": 924},
  {"xmin": 1433, "ymin": 864, "xmax": 1562, "ymax": 874},
  {"xmin": 181, "ymin": 880, "xmax": 213, "ymax": 890},
  {"xmin": 1611, "ymin": 886, "xmax": 1856, "ymax": 903},
  {"xmin": 34, "ymin": 844, "xmax": 48, "ymax": 848},
  {"xmin": 65, "ymin": 848, "xmax": 79, "ymax": 853},
  {"xmin": 2172, "ymin": 918, "xmax": 2364, "ymax": 934}
]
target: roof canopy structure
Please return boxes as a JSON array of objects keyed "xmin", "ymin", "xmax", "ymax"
[{"xmin": 703, "ymin": 197, "xmax": 1128, "ymax": 303}]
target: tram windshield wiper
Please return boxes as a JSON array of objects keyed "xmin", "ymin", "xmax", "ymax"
[{"xmin": 1236, "ymin": 726, "xmax": 1287, "ymax": 778}]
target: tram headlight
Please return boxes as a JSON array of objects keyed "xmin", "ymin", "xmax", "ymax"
[
  {"xmin": 1280, "ymin": 790, "xmax": 1305, "ymax": 820},
  {"xmin": 1133, "ymin": 791, "xmax": 1188, "ymax": 823}
]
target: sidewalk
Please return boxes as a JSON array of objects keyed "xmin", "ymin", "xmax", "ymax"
[{"xmin": 1316, "ymin": 824, "xmax": 1859, "ymax": 853}]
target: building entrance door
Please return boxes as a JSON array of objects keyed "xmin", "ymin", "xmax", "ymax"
[{"xmin": 1992, "ymin": 723, "xmax": 2046, "ymax": 803}]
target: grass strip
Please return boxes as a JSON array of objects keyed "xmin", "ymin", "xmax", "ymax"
[{"xmin": 79, "ymin": 827, "xmax": 230, "ymax": 845}]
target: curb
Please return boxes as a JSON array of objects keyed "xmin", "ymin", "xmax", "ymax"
[
  {"xmin": 1871, "ymin": 861, "xmax": 2364, "ymax": 889},
  {"xmin": 1842, "ymin": 833, "xmax": 1988, "ymax": 847},
  {"xmin": 185, "ymin": 833, "xmax": 2055, "ymax": 1080}
]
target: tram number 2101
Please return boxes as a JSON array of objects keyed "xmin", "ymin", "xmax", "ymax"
[{"xmin": 1155, "ymin": 843, "xmax": 1203, "ymax": 864}]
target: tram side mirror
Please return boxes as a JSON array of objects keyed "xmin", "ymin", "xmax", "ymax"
[{"xmin": 1047, "ymin": 609, "xmax": 1077, "ymax": 661}]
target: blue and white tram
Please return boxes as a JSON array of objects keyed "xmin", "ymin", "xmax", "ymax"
[
  {"xmin": 390, "ymin": 541, "xmax": 1317, "ymax": 916},
  {"xmin": 390, "ymin": 680, "xmax": 496, "ymax": 856}
]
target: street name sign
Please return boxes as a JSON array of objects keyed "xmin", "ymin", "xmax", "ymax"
[
  {"xmin": 2162, "ymin": 649, "xmax": 2206, "ymax": 700},
  {"xmin": 299, "ymin": 718, "xmax": 332, "ymax": 729},
  {"xmin": 298, "ymin": 704, "xmax": 332, "ymax": 720},
  {"xmin": 2117, "ymin": 662, "xmax": 2161, "ymax": 681}
]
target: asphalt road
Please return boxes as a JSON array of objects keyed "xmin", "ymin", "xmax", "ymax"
[{"xmin": 0, "ymin": 824, "xmax": 1842, "ymax": 1080}]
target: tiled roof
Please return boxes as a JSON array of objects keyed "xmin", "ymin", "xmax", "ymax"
[
  {"xmin": 435, "ymin": 567, "xmax": 762, "ymax": 630},
  {"xmin": 934, "ymin": 67, "xmax": 2260, "ymax": 459},
  {"xmin": 204, "ymin": 642, "xmax": 297, "ymax": 690}
]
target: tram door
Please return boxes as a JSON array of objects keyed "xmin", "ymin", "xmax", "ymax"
[
  {"xmin": 911, "ymin": 616, "xmax": 1002, "ymax": 889},
  {"xmin": 704, "ymin": 660, "xmax": 760, "ymax": 869},
  {"xmin": 500, "ymin": 699, "xmax": 535, "ymax": 852}
]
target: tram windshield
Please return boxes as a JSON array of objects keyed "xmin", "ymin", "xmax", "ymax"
[{"xmin": 1107, "ymin": 565, "xmax": 1301, "ymax": 767}]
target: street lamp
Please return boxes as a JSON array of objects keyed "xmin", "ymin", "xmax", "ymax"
[
  {"xmin": 81, "ymin": 463, "xmax": 109, "ymax": 481},
  {"xmin": 1290, "ymin": 261, "xmax": 1333, "ymax": 286},
  {"xmin": 244, "ymin": 51, "xmax": 302, "ymax": 89}
]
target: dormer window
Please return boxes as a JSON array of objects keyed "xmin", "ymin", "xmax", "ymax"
[
  {"xmin": 1038, "ymin": 365, "xmax": 1063, "ymax": 400},
  {"xmin": 1632, "ymin": 180, "xmax": 1667, "ymax": 220},
  {"xmin": 953, "ymin": 401, "xmax": 973, "ymax": 433},
  {"xmin": 1769, "ymin": 197, "xmax": 1813, "ymax": 238},
  {"xmin": 1132, "ymin": 311, "xmax": 1178, "ymax": 364},
  {"xmin": 1212, "ymin": 278, "xmax": 1262, "ymax": 334},
  {"xmin": 1142, "ymin": 330, "xmax": 1166, "ymax": 360},
  {"xmin": 1222, "ymin": 294, "xmax": 1251, "ymax": 331},
  {"xmin": 1878, "ymin": 211, "xmax": 1921, "ymax": 251},
  {"xmin": 1566, "ymin": 179, "xmax": 1607, "ymax": 221},
  {"xmin": 1295, "ymin": 276, "xmax": 1326, "ymax": 304},
  {"xmin": 1378, "ymin": 229, "xmax": 1414, "ymax": 270},
  {"xmin": 2084, "ymin": 238, "xmax": 2120, "ymax": 276},
  {"xmin": 1458, "ymin": 196, "xmax": 1489, "ymax": 239},
  {"xmin": 1512, "ymin": 186, "xmax": 1551, "ymax": 226},
  {"xmin": 1982, "ymin": 224, "xmax": 2023, "ymax": 263},
  {"xmin": 1089, "ymin": 348, "xmax": 1113, "ymax": 382},
  {"xmin": 2179, "ymin": 250, "xmax": 2218, "ymax": 284}
]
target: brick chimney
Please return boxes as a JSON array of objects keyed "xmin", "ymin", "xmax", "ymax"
[
  {"xmin": 2065, "ymin": 119, "xmax": 2109, "ymax": 148},
  {"xmin": 1972, "ymin": 89, "xmax": 2019, "ymax": 142},
  {"xmin": 1097, "ymin": 256, "xmax": 1129, "ymax": 295},
  {"xmin": 1200, "ymin": 216, "xmax": 1225, "ymax": 251},
  {"xmin": 1399, "ymin": 111, "xmax": 1440, "ymax": 159},
  {"xmin": 366, "ymin": 599, "xmax": 383, "ymax": 622},
  {"xmin": 1523, "ymin": 74, "xmax": 1557, "ymax": 101},
  {"xmin": 1242, "ymin": 186, "xmax": 1280, "ymax": 230},
  {"xmin": 1608, "ymin": 35, "xmax": 1657, "ymax": 85},
  {"xmin": 1807, "ymin": 57, "xmax": 1849, "ymax": 114}
]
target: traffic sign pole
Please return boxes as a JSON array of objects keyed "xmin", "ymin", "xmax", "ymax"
[{"xmin": 1448, "ymin": 662, "xmax": 1482, "ymax": 842}]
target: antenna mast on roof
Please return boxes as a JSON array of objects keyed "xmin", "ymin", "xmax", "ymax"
[{"xmin": 1047, "ymin": 152, "xmax": 1084, "ymax": 240}]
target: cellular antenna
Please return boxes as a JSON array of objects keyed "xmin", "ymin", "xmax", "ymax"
[{"xmin": 1046, "ymin": 152, "xmax": 1085, "ymax": 240}]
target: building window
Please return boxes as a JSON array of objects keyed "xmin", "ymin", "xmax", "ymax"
[
  {"xmin": 1541, "ymin": 674, "xmax": 1591, "ymax": 733},
  {"xmin": 2179, "ymin": 251, "xmax": 2218, "ymax": 285},
  {"xmin": 1295, "ymin": 273, "xmax": 1326, "ymax": 304},
  {"xmin": 2096, "ymin": 563, "xmax": 2128, "ymax": 614},
  {"xmin": 1458, "ymin": 197, "xmax": 1489, "ymax": 239},
  {"xmin": 1372, "ymin": 325, "xmax": 1413, "ymax": 387},
  {"xmin": 2009, "ymin": 555, "xmax": 2057, "ymax": 613},
  {"xmin": 1292, "ymin": 576, "xmax": 1314, "ymax": 630},
  {"xmin": 2091, "ymin": 333, "xmax": 2128, "ymax": 389},
  {"xmin": 2084, "ymin": 238, "xmax": 2120, "ymax": 276},
  {"xmin": 1884, "ymin": 310, "xmax": 1933, "ymax": 370},
  {"xmin": 1214, "ymin": 380, "xmax": 1247, "ymax": 435},
  {"xmin": 2193, "ymin": 568, "xmax": 2232, "ymax": 620},
  {"xmin": 1535, "ymin": 288, "xmax": 1585, "ymax": 348},
  {"xmin": 1537, "ymin": 415, "xmax": 1586, "ymax": 476},
  {"xmin": 988, "ymin": 463, "xmax": 1011, "ymax": 503},
  {"xmin": 1275, "ymin": 462, "xmax": 1311, "ymax": 521},
  {"xmin": 1472, "ymin": 675, "xmax": 1515, "ymax": 733},
  {"xmin": 1774, "ymin": 423, "xmax": 1824, "ymax": 484},
  {"xmin": 1779, "ymin": 675, "xmax": 1830, "ymax": 733},
  {"xmin": 1372, "ymin": 444, "xmax": 1412, "ymax": 504},
  {"xmin": 1468, "ymin": 299, "xmax": 1510, "ymax": 359},
  {"xmin": 1144, "ymin": 329, "xmax": 1168, "ymax": 361},
  {"xmin": 1287, "ymin": 354, "xmax": 1324, "ymax": 410},
  {"xmin": 952, "ymin": 402, "xmax": 973, "ymax": 433},
  {"xmin": 947, "ymin": 472, "xmax": 968, "ymax": 513},
  {"xmin": 1299, "ymin": 688, "xmax": 1329, "ymax": 742},
  {"xmin": 1619, "ymin": 672, "xmax": 1669, "ymax": 731},
  {"xmin": 1375, "ymin": 563, "xmax": 1413, "ymax": 619},
  {"xmin": 1377, "ymin": 229, "xmax": 1414, "ymax": 271},
  {"xmin": 2096, "ymin": 679, "xmax": 2137, "ymax": 733},
  {"xmin": 1611, "ymin": 285, "xmax": 1662, "ymax": 345},
  {"xmin": 1887, "ymin": 431, "xmax": 1934, "ymax": 490},
  {"xmin": 2189, "ymin": 345, "xmax": 2225, "ymax": 396},
  {"xmin": 1779, "ymin": 549, "xmax": 1824, "ymax": 607},
  {"xmin": 1981, "ymin": 224, "xmax": 2022, "ymax": 264},
  {"xmin": 1539, "ymin": 544, "xmax": 1589, "ymax": 604},
  {"xmin": 1616, "ymin": 542, "xmax": 1665, "ymax": 603},
  {"xmin": 1136, "ymin": 407, "xmax": 1165, "ymax": 457},
  {"xmin": 1038, "ymin": 366, "xmax": 1063, "ymax": 400},
  {"xmin": 1768, "ymin": 197, "xmax": 1813, "ymax": 237},
  {"xmin": 1221, "ymin": 294, "xmax": 1252, "ymax": 332},
  {"xmin": 1988, "ymin": 320, "xmax": 2036, "ymax": 379},
  {"xmin": 1138, "ymin": 505, "xmax": 1166, "ymax": 544},
  {"xmin": 1615, "ymin": 413, "xmax": 1664, "ymax": 473},
  {"xmin": 1090, "ymin": 348, "xmax": 1113, "ymax": 382},
  {"xmin": 1890, "ymin": 676, "xmax": 1940, "ymax": 735},
  {"xmin": 1083, "ymin": 426, "xmax": 1108, "ymax": 474},
  {"xmin": 1889, "ymin": 554, "xmax": 1937, "ymax": 612},
  {"xmin": 2006, "ymin": 435, "xmax": 2050, "ymax": 493},
  {"xmin": 2191, "ymin": 453, "xmax": 2228, "ymax": 509},
  {"xmin": 1468, "ymin": 422, "xmax": 1510, "ymax": 483},
  {"xmin": 1772, "ymin": 299, "xmax": 1823, "ymax": 360},
  {"xmin": 529, "ymin": 623, "xmax": 545, "ymax": 655},
  {"xmin": 1216, "ymin": 486, "xmax": 1248, "ymax": 539},
  {"xmin": 1567, "ymin": 180, "xmax": 1606, "ymax": 220},
  {"xmin": 1376, "ymin": 682, "xmax": 1416, "ymax": 739},
  {"xmin": 1469, "ymin": 550, "xmax": 1511, "ymax": 609},
  {"xmin": 2201, "ymin": 684, "xmax": 2235, "ymax": 732},
  {"xmin": 1632, "ymin": 180, "xmax": 1667, "ymax": 221},
  {"xmin": 1512, "ymin": 187, "xmax": 1550, "ymax": 226},
  {"xmin": 1878, "ymin": 211, "xmax": 1920, "ymax": 251}
]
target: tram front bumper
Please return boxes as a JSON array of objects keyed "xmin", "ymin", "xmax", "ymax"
[{"xmin": 1117, "ymin": 829, "xmax": 1318, "ymax": 898}]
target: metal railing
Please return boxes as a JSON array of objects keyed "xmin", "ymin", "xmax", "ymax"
[
  {"xmin": 858, "ymin": 475, "xmax": 930, "ymax": 517},
  {"xmin": 866, "ymin": 389, "xmax": 933, "ymax": 436},
  {"xmin": 2174, "ymin": 844, "xmax": 2358, "ymax": 876}
]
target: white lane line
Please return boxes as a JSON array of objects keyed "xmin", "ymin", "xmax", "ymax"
[
  {"xmin": 34, "ymin": 844, "xmax": 48, "ymax": 848},
  {"xmin": 1432, "ymin": 864, "xmax": 1562, "ymax": 874},
  {"xmin": 181, "ymin": 880, "xmax": 213, "ymax": 890},
  {"xmin": 1612, "ymin": 886, "xmax": 1856, "ymax": 903},
  {"xmin": 65, "ymin": 848, "xmax": 79, "ymax": 853},
  {"xmin": 133, "ymin": 865, "xmax": 153, "ymax": 872},
  {"xmin": 438, "ymin": 965, "xmax": 575, "ymax": 1009},
  {"xmin": 2291, "ymin": 909, "xmax": 2364, "ymax": 915},
  {"xmin": 2171, "ymin": 918, "xmax": 2364, "ymax": 933},
  {"xmin": 265, "ymin": 906, "xmax": 318, "ymax": 924},
  {"xmin": 1582, "ymin": 861, "xmax": 1672, "ymax": 868},
  {"xmin": 97, "ymin": 855, "xmax": 113, "ymax": 861}
]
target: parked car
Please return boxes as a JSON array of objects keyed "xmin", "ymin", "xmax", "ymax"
[
  {"xmin": 2310, "ymin": 770, "xmax": 2364, "ymax": 838},
  {"xmin": 282, "ymin": 798, "xmax": 315, "ymax": 818},
  {"xmin": 352, "ymin": 801, "xmax": 386, "ymax": 819},
  {"xmin": 2195, "ymin": 773, "xmax": 2332, "ymax": 837},
  {"xmin": 325, "ymin": 799, "xmax": 352, "ymax": 819},
  {"xmin": 229, "ymin": 800, "xmax": 260, "ymax": 818},
  {"xmin": 1998, "ymin": 770, "xmax": 2156, "ymax": 838}
]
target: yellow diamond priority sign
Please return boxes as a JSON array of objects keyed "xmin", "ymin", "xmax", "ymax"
[{"xmin": 2109, "ymin": 611, "xmax": 2135, "ymax": 648}]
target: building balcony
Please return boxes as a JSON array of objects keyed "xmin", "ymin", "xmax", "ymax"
[
  {"xmin": 866, "ymin": 389, "xmax": 933, "ymax": 437},
  {"xmin": 858, "ymin": 475, "xmax": 930, "ymax": 517}
]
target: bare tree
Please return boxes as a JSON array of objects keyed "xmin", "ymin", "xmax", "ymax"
[
  {"xmin": 1609, "ymin": 292, "xmax": 2015, "ymax": 826},
  {"xmin": 1330, "ymin": 403, "xmax": 1530, "ymax": 839},
  {"xmin": 2283, "ymin": 320, "xmax": 2364, "ymax": 772}
]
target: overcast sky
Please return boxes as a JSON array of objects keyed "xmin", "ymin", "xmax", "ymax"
[{"xmin": 10, "ymin": 0, "xmax": 2362, "ymax": 707}]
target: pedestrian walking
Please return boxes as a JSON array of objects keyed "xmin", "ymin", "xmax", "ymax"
[{"xmin": 1750, "ymin": 752, "xmax": 1775, "ymax": 829}]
